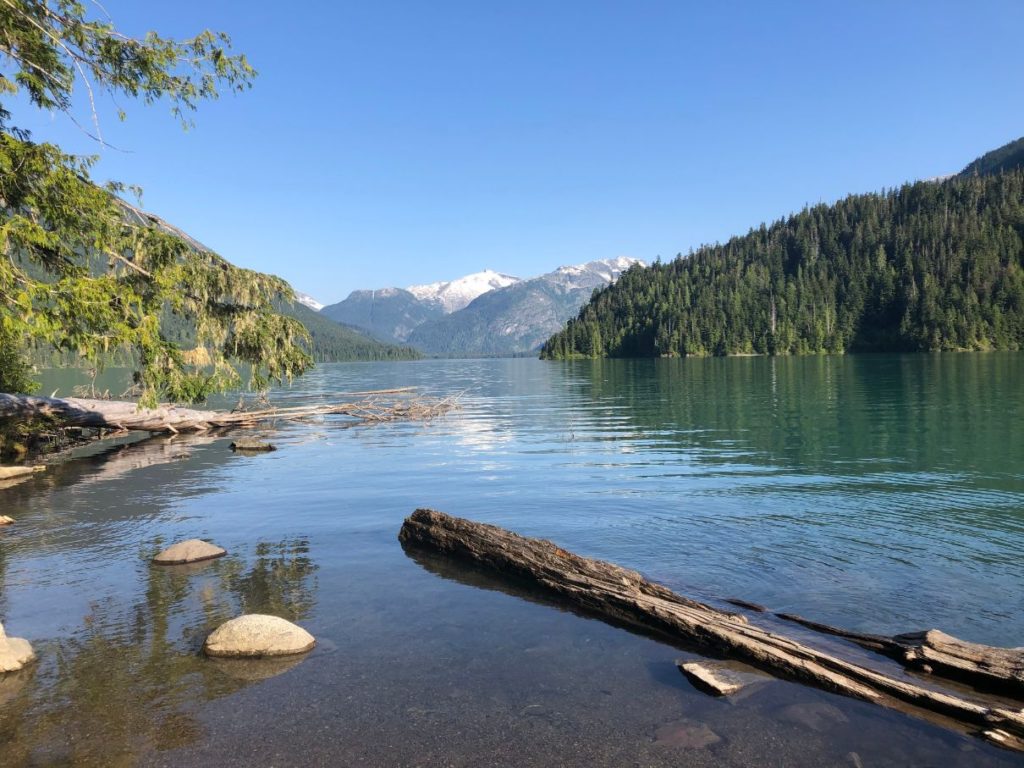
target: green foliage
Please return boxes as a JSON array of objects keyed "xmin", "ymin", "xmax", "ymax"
[
  {"xmin": 0, "ymin": 1, "xmax": 313, "ymax": 403},
  {"xmin": 0, "ymin": 323, "xmax": 33, "ymax": 392},
  {"xmin": 959, "ymin": 136, "xmax": 1024, "ymax": 178},
  {"xmin": 542, "ymin": 167, "xmax": 1024, "ymax": 359},
  {"xmin": 0, "ymin": 0, "xmax": 255, "ymax": 133}
]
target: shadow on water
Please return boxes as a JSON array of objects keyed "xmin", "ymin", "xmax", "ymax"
[
  {"xmin": 0, "ymin": 538, "xmax": 318, "ymax": 766},
  {"xmin": 401, "ymin": 541, "xmax": 711, "ymax": 656}
]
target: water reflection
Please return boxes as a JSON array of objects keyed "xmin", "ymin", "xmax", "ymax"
[
  {"xmin": 2, "ymin": 356, "xmax": 1023, "ymax": 767},
  {"xmin": 0, "ymin": 538, "xmax": 318, "ymax": 766}
]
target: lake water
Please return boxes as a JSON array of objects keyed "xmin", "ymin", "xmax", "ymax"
[{"xmin": 2, "ymin": 354, "xmax": 1023, "ymax": 766}]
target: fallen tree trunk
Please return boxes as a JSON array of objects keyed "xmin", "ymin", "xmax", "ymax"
[
  {"xmin": 399, "ymin": 509, "xmax": 1024, "ymax": 751},
  {"xmin": 0, "ymin": 390, "xmax": 455, "ymax": 434},
  {"xmin": 0, "ymin": 466, "xmax": 45, "ymax": 480},
  {"xmin": 777, "ymin": 613, "xmax": 1024, "ymax": 697}
]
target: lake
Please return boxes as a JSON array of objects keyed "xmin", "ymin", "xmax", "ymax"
[{"xmin": 2, "ymin": 354, "xmax": 1023, "ymax": 766}]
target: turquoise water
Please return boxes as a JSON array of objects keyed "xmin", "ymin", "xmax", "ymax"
[{"xmin": 2, "ymin": 355, "xmax": 1023, "ymax": 766}]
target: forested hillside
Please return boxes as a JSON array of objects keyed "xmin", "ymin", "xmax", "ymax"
[
  {"xmin": 281, "ymin": 303, "xmax": 421, "ymax": 362},
  {"xmin": 959, "ymin": 137, "xmax": 1024, "ymax": 178},
  {"xmin": 542, "ymin": 143, "xmax": 1024, "ymax": 359},
  {"xmin": 29, "ymin": 300, "xmax": 420, "ymax": 370}
]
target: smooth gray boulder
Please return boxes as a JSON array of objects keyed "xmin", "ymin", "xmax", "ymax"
[
  {"xmin": 0, "ymin": 622, "xmax": 36, "ymax": 673},
  {"xmin": 203, "ymin": 614, "xmax": 315, "ymax": 658},
  {"xmin": 152, "ymin": 539, "xmax": 227, "ymax": 565}
]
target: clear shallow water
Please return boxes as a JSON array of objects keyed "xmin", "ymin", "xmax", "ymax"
[{"xmin": 2, "ymin": 354, "xmax": 1024, "ymax": 766}]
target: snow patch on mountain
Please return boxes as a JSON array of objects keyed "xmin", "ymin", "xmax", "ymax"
[
  {"xmin": 407, "ymin": 269, "xmax": 521, "ymax": 314},
  {"xmin": 295, "ymin": 292, "xmax": 324, "ymax": 312},
  {"xmin": 542, "ymin": 256, "xmax": 643, "ymax": 291}
]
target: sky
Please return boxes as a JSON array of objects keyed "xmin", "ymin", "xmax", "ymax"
[{"xmin": 9, "ymin": 1, "xmax": 1024, "ymax": 304}]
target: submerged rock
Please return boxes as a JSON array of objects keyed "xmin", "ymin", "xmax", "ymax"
[
  {"xmin": 152, "ymin": 539, "xmax": 227, "ymax": 565},
  {"xmin": 203, "ymin": 614, "xmax": 315, "ymax": 658},
  {"xmin": 0, "ymin": 667, "xmax": 33, "ymax": 706},
  {"xmin": 0, "ymin": 622, "xmax": 36, "ymax": 673},
  {"xmin": 678, "ymin": 659, "xmax": 773, "ymax": 696},
  {"xmin": 230, "ymin": 438, "xmax": 276, "ymax": 453},
  {"xmin": 778, "ymin": 700, "xmax": 849, "ymax": 732},
  {"xmin": 653, "ymin": 719, "xmax": 721, "ymax": 749},
  {"xmin": 207, "ymin": 653, "xmax": 308, "ymax": 682}
]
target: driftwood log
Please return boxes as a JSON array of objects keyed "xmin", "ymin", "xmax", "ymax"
[
  {"xmin": 399, "ymin": 509, "xmax": 1024, "ymax": 751},
  {"xmin": 0, "ymin": 466, "xmax": 45, "ymax": 480},
  {"xmin": 0, "ymin": 390, "xmax": 455, "ymax": 434}
]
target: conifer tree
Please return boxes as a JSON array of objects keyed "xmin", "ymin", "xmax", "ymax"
[{"xmin": 0, "ymin": 1, "xmax": 312, "ymax": 403}]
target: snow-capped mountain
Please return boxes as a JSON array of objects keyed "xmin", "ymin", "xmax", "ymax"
[
  {"xmin": 407, "ymin": 270, "xmax": 521, "ymax": 314},
  {"xmin": 407, "ymin": 257, "xmax": 644, "ymax": 355},
  {"xmin": 541, "ymin": 256, "xmax": 639, "ymax": 292},
  {"xmin": 319, "ymin": 258, "xmax": 642, "ymax": 349},
  {"xmin": 295, "ymin": 292, "xmax": 325, "ymax": 312}
]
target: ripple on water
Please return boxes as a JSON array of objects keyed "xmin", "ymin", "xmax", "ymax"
[{"xmin": 2, "ymin": 355, "xmax": 1023, "ymax": 766}]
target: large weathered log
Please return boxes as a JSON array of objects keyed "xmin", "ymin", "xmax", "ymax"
[
  {"xmin": 777, "ymin": 614, "xmax": 1024, "ymax": 697},
  {"xmin": 398, "ymin": 509, "xmax": 1024, "ymax": 751},
  {"xmin": 0, "ymin": 391, "xmax": 455, "ymax": 434},
  {"xmin": 895, "ymin": 630, "xmax": 1024, "ymax": 693}
]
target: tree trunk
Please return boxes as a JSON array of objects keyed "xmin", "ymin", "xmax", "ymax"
[
  {"xmin": 399, "ymin": 509, "xmax": 1024, "ymax": 751},
  {"xmin": 0, "ymin": 391, "xmax": 454, "ymax": 434}
]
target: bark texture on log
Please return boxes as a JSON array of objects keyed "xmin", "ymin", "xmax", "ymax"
[
  {"xmin": 399, "ymin": 509, "xmax": 1024, "ymax": 751},
  {"xmin": 0, "ymin": 391, "xmax": 455, "ymax": 434},
  {"xmin": 778, "ymin": 614, "xmax": 1024, "ymax": 697},
  {"xmin": 895, "ymin": 630, "xmax": 1024, "ymax": 694}
]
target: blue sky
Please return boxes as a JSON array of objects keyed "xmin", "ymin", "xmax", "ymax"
[{"xmin": 10, "ymin": 1, "xmax": 1024, "ymax": 303}]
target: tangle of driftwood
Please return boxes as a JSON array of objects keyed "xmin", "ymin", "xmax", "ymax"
[{"xmin": 0, "ymin": 389, "xmax": 457, "ymax": 434}]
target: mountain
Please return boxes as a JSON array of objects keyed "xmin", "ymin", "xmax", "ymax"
[
  {"xmin": 407, "ymin": 270, "xmax": 520, "ymax": 313},
  {"xmin": 542, "ymin": 139, "xmax": 1024, "ymax": 359},
  {"xmin": 279, "ymin": 302, "xmax": 421, "ymax": 362},
  {"xmin": 959, "ymin": 135, "xmax": 1024, "ymax": 178},
  {"xmin": 111, "ymin": 201, "xmax": 418, "ymax": 363},
  {"xmin": 320, "ymin": 287, "xmax": 443, "ymax": 343},
  {"xmin": 407, "ymin": 257, "xmax": 642, "ymax": 356},
  {"xmin": 295, "ymin": 292, "xmax": 325, "ymax": 312}
]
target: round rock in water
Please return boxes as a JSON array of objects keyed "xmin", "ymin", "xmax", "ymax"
[
  {"xmin": 0, "ymin": 622, "xmax": 36, "ymax": 673},
  {"xmin": 152, "ymin": 539, "xmax": 227, "ymax": 565},
  {"xmin": 230, "ymin": 438, "xmax": 276, "ymax": 452},
  {"xmin": 203, "ymin": 614, "xmax": 315, "ymax": 658}
]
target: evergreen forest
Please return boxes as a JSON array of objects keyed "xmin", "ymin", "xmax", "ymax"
[{"xmin": 541, "ymin": 140, "xmax": 1024, "ymax": 359}]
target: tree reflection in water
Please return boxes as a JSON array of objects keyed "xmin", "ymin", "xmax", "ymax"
[{"xmin": 0, "ymin": 539, "xmax": 318, "ymax": 766}]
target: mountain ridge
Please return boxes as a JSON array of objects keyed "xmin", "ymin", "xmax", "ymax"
[
  {"xmin": 407, "ymin": 257, "xmax": 642, "ymax": 356},
  {"xmin": 407, "ymin": 269, "xmax": 521, "ymax": 313},
  {"xmin": 542, "ymin": 138, "xmax": 1024, "ymax": 359},
  {"xmin": 319, "ymin": 257, "xmax": 641, "ymax": 352}
]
